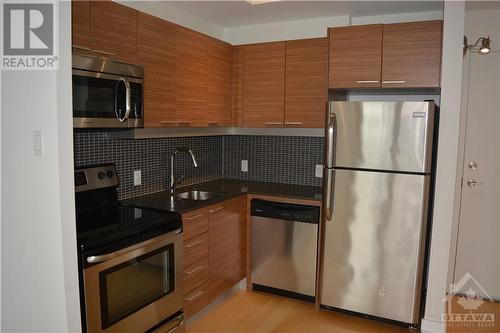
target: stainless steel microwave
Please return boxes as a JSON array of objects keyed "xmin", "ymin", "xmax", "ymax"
[{"xmin": 72, "ymin": 54, "xmax": 144, "ymax": 128}]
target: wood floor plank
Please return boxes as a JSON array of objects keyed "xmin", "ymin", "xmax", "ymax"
[{"xmin": 187, "ymin": 290, "xmax": 419, "ymax": 333}]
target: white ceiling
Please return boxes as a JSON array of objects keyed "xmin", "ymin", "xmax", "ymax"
[{"xmin": 133, "ymin": 1, "xmax": 444, "ymax": 28}]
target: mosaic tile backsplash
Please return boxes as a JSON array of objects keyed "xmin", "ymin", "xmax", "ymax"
[
  {"xmin": 74, "ymin": 131, "xmax": 223, "ymax": 199},
  {"xmin": 73, "ymin": 132, "xmax": 324, "ymax": 199},
  {"xmin": 223, "ymin": 136, "xmax": 324, "ymax": 187}
]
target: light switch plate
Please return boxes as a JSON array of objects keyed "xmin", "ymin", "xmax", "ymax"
[
  {"xmin": 32, "ymin": 130, "xmax": 44, "ymax": 156},
  {"xmin": 133, "ymin": 170, "xmax": 142, "ymax": 186},
  {"xmin": 241, "ymin": 160, "xmax": 248, "ymax": 172},
  {"xmin": 315, "ymin": 165, "xmax": 323, "ymax": 178}
]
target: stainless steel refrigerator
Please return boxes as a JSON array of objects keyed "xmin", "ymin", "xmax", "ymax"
[{"xmin": 320, "ymin": 101, "xmax": 435, "ymax": 325}]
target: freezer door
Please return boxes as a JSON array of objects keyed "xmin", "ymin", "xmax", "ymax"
[
  {"xmin": 326, "ymin": 101, "xmax": 435, "ymax": 173},
  {"xmin": 320, "ymin": 169, "xmax": 430, "ymax": 324}
]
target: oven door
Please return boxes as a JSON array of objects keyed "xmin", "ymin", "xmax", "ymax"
[
  {"xmin": 83, "ymin": 229, "xmax": 183, "ymax": 333},
  {"xmin": 73, "ymin": 69, "xmax": 143, "ymax": 128}
]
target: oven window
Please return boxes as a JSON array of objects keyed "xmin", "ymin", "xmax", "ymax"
[{"xmin": 99, "ymin": 244, "xmax": 175, "ymax": 329}]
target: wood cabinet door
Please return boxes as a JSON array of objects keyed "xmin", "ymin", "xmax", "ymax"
[
  {"xmin": 285, "ymin": 38, "xmax": 327, "ymax": 128},
  {"xmin": 176, "ymin": 26, "xmax": 209, "ymax": 127},
  {"xmin": 232, "ymin": 46, "xmax": 244, "ymax": 127},
  {"xmin": 89, "ymin": 1, "xmax": 138, "ymax": 63},
  {"xmin": 137, "ymin": 12, "xmax": 177, "ymax": 128},
  {"xmin": 207, "ymin": 38, "xmax": 233, "ymax": 127},
  {"xmin": 208, "ymin": 197, "xmax": 245, "ymax": 301},
  {"xmin": 243, "ymin": 42, "xmax": 286, "ymax": 128},
  {"xmin": 71, "ymin": 0, "xmax": 90, "ymax": 49},
  {"xmin": 328, "ymin": 24, "xmax": 383, "ymax": 88},
  {"xmin": 381, "ymin": 20, "xmax": 443, "ymax": 88}
]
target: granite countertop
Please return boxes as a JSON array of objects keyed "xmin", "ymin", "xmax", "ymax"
[{"xmin": 122, "ymin": 179, "xmax": 323, "ymax": 214}]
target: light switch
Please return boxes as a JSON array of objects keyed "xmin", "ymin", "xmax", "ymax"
[
  {"xmin": 241, "ymin": 160, "xmax": 248, "ymax": 172},
  {"xmin": 32, "ymin": 130, "xmax": 44, "ymax": 156},
  {"xmin": 134, "ymin": 170, "xmax": 142, "ymax": 186},
  {"xmin": 315, "ymin": 165, "xmax": 323, "ymax": 178}
]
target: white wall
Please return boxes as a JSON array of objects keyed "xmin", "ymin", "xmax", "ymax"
[
  {"xmin": 464, "ymin": 8, "xmax": 500, "ymax": 50},
  {"xmin": 421, "ymin": 2, "xmax": 465, "ymax": 333},
  {"xmin": 224, "ymin": 10, "xmax": 443, "ymax": 45},
  {"xmin": 119, "ymin": 0, "xmax": 225, "ymax": 40},
  {"xmin": 0, "ymin": 1, "xmax": 81, "ymax": 332}
]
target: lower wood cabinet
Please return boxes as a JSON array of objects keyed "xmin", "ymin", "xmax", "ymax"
[{"xmin": 181, "ymin": 196, "xmax": 246, "ymax": 318}]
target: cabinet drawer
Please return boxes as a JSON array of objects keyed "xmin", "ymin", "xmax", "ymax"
[
  {"xmin": 184, "ymin": 282, "xmax": 209, "ymax": 318},
  {"xmin": 183, "ymin": 232, "xmax": 208, "ymax": 267},
  {"xmin": 184, "ymin": 257, "xmax": 209, "ymax": 294},
  {"xmin": 182, "ymin": 209, "xmax": 209, "ymax": 240}
]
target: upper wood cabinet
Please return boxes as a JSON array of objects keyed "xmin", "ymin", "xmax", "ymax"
[
  {"xmin": 328, "ymin": 20, "xmax": 443, "ymax": 89},
  {"xmin": 243, "ymin": 42, "xmax": 286, "ymax": 128},
  {"xmin": 381, "ymin": 20, "xmax": 443, "ymax": 88},
  {"xmin": 89, "ymin": 1, "xmax": 138, "ymax": 63},
  {"xmin": 176, "ymin": 26, "xmax": 209, "ymax": 127},
  {"xmin": 207, "ymin": 38, "xmax": 233, "ymax": 127},
  {"xmin": 285, "ymin": 38, "xmax": 327, "ymax": 128},
  {"xmin": 232, "ymin": 46, "xmax": 244, "ymax": 127},
  {"xmin": 137, "ymin": 13, "xmax": 177, "ymax": 128},
  {"xmin": 328, "ymin": 24, "xmax": 383, "ymax": 89},
  {"xmin": 71, "ymin": 0, "xmax": 90, "ymax": 49}
]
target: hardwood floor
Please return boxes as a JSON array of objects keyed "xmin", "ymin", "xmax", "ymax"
[{"xmin": 186, "ymin": 290, "xmax": 418, "ymax": 333}]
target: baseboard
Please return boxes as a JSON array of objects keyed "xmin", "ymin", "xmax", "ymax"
[{"xmin": 421, "ymin": 319, "xmax": 445, "ymax": 333}]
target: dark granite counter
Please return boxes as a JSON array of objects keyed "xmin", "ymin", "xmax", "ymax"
[{"xmin": 122, "ymin": 179, "xmax": 323, "ymax": 214}]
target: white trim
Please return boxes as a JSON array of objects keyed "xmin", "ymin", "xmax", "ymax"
[{"xmin": 421, "ymin": 319, "xmax": 446, "ymax": 333}]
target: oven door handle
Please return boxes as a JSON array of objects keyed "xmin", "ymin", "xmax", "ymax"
[
  {"xmin": 86, "ymin": 228, "xmax": 182, "ymax": 264},
  {"xmin": 150, "ymin": 313, "xmax": 184, "ymax": 333}
]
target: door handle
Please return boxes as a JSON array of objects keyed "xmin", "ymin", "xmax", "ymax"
[
  {"xmin": 324, "ymin": 168, "xmax": 335, "ymax": 222},
  {"xmin": 209, "ymin": 206, "xmax": 224, "ymax": 213},
  {"xmin": 466, "ymin": 179, "xmax": 484, "ymax": 188},
  {"xmin": 356, "ymin": 80, "xmax": 379, "ymax": 84},
  {"xmin": 382, "ymin": 80, "xmax": 406, "ymax": 84}
]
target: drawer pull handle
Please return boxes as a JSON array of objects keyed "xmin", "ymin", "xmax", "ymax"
[
  {"xmin": 185, "ymin": 240, "xmax": 203, "ymax": 248},
  {"xmin": 186, "ymin": 265, "xmax": 204, "ymax": 275},
  {"xmin": 382, "ymin": 80, "xmax": 406, "ymax": 84},
  {"xmin": 356, "ymin": 80, "xmax": 379, "ymax": 83},
  {"xmin": 184, "ymin": 213, "xmax": 204, "ymax": 220},
  {"xmin": 285, "ymin": 122, "xmax": 302, "ymax": 125},
  {"xmin": 186, "ymin": 290, "xmax": 204, "ymax": 301},
  {"xmin": 209, "ymin": 206, "xmax": 224, "ymax": 213}
]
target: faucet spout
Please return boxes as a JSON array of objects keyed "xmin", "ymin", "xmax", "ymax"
[{"xmin": 170, "ymin": 147, "xmax": 198, "ymax": 193}]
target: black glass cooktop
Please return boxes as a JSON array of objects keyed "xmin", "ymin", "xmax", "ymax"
[{"xmin": 76, "ymin": 203, "xmax": 181, "ymax": 253}]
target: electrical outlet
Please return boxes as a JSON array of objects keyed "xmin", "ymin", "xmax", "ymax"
[
  {"xmin": 133, "ymin": 170, "xmax": 142, "ymax": 186},
  {"xmin": 241, "ymin": 160, "xmax": 248, "ymax": 172},
  {"xmin": 315, "ymin": 165, "xmax": 323, "ymax": 178}
]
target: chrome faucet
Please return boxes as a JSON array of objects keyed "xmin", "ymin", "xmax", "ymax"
[{"xmin": 170, "ymin": 147, "xmax": 198, "ymax": 193}]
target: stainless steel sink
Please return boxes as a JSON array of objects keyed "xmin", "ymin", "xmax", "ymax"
[{"xmin": 175, "ymin": 190, "xmax": 216, "ymax": 201}]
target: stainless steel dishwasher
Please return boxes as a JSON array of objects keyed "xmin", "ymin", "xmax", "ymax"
[{"xmin": 251, "ymin": 199, "xmax": 320, "ymax": 302}]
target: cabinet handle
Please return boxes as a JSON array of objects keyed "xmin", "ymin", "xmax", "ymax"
[
  {"xmin": 184, "ymin": 213, "xmax": 204, "ymax": 221},
  {"xmin": 73, "ymin": 45, "xmax": 92, "ymax": 51},
  {"xmin": 382, "ymin": 80, "xmax": 406, "ymax": 84},
  {"xmin": 92, "ymin": 49, "xmax": 116, "ymax": 56},
  {"xmin": 356, "ymin": 80, "xmax": 379, "ymax": 83},
  {"xmin": 209, "ymin": 206, "xmax": 224, "ymax": 213},
  {"xmin": 265, "ymin": 122, "xmax": 283, "ymax": 126},
  {"xmin": 186, "ymin": 265, "xmax": 204, "ymax": 275},
  {"xmin": 185, "ymin": 240, "xmax": 203, "ymax": 248},
  {"xmin": 186, "ymin": 290, "xmax": 204, "ymax": 301}
]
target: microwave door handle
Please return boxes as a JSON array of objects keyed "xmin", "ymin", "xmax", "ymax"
[{"xmin": 114, "ymin": 77, "xmax": 131, "ymax": 122}]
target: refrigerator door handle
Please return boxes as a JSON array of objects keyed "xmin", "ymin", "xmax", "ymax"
[
  {"xmin": 324, "ymin": 168, "xmax": 335, "ymax": 222},
  {"xmin": 325, "ymin": 112, "xmax": 337, "ymax": 168}
]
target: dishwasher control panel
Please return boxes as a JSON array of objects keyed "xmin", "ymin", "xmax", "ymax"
[{"xmin": 251, "ymin": 199, "xmax": 319, "ymax": 224}]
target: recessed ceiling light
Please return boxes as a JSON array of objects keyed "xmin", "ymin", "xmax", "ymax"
[{"xmin": 246, "ymin": 0, "xmax": 282, "ymax": 5}]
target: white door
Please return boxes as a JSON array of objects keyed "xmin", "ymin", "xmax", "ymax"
[{"xmin": 454, "ymin": 51, "xmax": 500, "ymax": 300}]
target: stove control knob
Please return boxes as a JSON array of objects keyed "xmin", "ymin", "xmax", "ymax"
[
  {"xmin": 106, "ymin": 170, "xmax": 114, "ymax": 179},
  {"xmin": 98, "ymin": 171, "xmax": 106, "ymax": 180}
]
